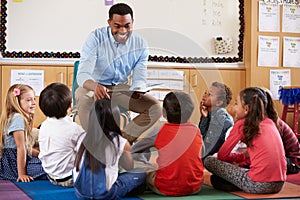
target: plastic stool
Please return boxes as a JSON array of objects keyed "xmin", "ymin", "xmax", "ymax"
[{"xmin": 279, "ymin": 86, "xmax": 300, "ymax": 137}]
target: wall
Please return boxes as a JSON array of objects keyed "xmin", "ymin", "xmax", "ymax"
[
  {"xmin": 4, "ymin": 0, "xmax": 242, "ymax": 60},
  {"xmin": 246, "ymin": 0, "xmax": 300, "ymax": 127}
]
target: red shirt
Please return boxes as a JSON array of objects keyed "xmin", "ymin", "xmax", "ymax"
[
  {"xmin": 218, "ymin": 118, "xmax": 287, "ymax": 182},
  {"xmin": 154, "ymin": 123, "xmax": 204, "ymax": 196}
]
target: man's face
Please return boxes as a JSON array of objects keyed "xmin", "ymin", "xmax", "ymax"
[{"xmin": 108, "ymin": 14, "xmax": 133, "ymax": 44}]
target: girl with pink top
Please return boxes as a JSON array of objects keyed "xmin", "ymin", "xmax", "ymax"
[{"xmin": 204, "ymin": 87, "xmax": 286, "ymax": 194}]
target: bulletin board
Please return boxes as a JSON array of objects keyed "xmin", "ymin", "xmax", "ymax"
[{"xmin": 0, "ymin": 0, "xmax": 245, "ymax": 63}]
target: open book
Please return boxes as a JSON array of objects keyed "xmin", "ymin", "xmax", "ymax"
[{"xmin": 109, "ymin": 83, "xmax": 163, "ymax": 94}]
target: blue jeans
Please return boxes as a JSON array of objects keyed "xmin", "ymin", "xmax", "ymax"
[{"xmin": 76, "ymin": 171, "xmax": 146, "ymax": 200}]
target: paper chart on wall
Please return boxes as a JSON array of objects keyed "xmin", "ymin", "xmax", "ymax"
[
  {"xmin": 270, "ymin": 69, "xmax": 291, "ymax": 100},
  {"xmin": 258, "ymin": 35, "xmax": 280, "ymax": 67},
  {"xmin": 282, "ymin": 4, "xmax": 300, "ymax": 33},
  {"xmin": 283, "ymin": 37, "xmax": 300, "ymax": 67},
  {"xmin": 147, "ymin": 69, "xmax": 184, "ymax": 80},
  {"xmin": 147, "ymin": 80, "xmax": 184, "ymax": 91},
  {"xmin": 10, "ymin": 69, "xmax": 44, "ymax": 96},
  {"xmin": 259, "ymin": 2, "xmax": 280, "ymax": 32}
]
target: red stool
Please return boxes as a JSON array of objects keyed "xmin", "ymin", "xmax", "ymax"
[{"xmin": 279, "ymin": 86, "xmax": 300, "ymax": 138}]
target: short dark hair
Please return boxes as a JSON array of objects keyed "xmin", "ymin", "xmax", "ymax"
[
  {"xmin": 109, "ymin": 3, "xmax": 133, "ymax": 20},
  {"xmin": 39, "ymin": 82, "xmax": 72, "ymax": 119},
  {"xmin": 212, "ymin": 82, "xmax": 232, "ymax": 107},
  {"xmin": 163, "ymin": 91, "xmax": 194, "ymax": 124}
]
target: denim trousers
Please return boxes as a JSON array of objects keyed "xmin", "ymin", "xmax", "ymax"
[{"xmin": 76, "ymin": 171, "xmax": 146, "ymax": 200}]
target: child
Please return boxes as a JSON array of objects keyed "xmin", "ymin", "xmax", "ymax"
[
  {"xmin": 38, "ymin": 82, "xmax": 86, "ymax": 187},
  {"xmin": 228, "ymin": 87, "xmax": 300, "ymax": 174},
  {"xmin": 0, "ymin": 84, "xmax": 46, "ymax": 182},
  {"xmin": 73, "ymin": 98, "xmax": 146, "ymax": 199},
  {"xmin": 147, "ymin": 91, "xmax": 204, "ymax": 196},
  {"xmin": 198, "ymin": 81, "xmax": 233, "ymax": 160},
  {"xmin": 262, "ymin": 88, "xmax": 300, "ymax": 174},
  {"xmin": 204, "ymin": 87, "xmax": 287, "ymax": 194}
]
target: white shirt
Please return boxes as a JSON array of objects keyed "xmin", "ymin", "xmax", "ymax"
[
  {"xmin": 38, "ymin": 116, "xmax": 86, "ymax": 179},
  {"xmin": 105, "ymin": 135, "xmax": 127, "ymax": 190}
]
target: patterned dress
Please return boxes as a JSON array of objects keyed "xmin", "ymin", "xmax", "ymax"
[{"xmin": 0, "ymin": 113, "xmax": 47, "ymax": 180}]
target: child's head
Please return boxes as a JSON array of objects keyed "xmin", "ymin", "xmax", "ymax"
[
  {"xmin": 94, "ymin": 98, "xmax": 122, "ymax": 137},
  {"xmin": 202, "ymin": 82, "xmax": 232, "ymax": 110},
  {"xmin": 2, "ymin": 84, "xmax": 36, "ymax": 119},
  {"xmin": 234, "ymin": 87, "xmax": 267, "ymax": 120},
  {"xmin": 163, "ymin": 91, "xmax": 194, "ymax": 124},
  {"xmin": 236, "ymin": 87, "xmax": 268, "ymax": 146},
  {"xmin": 75, "ymin": 98, "xmax": 122, "ymax": 173},
  {"xmin": 39, "ymin": 82, "xmax": 72, "ymax": 119},
  {"xmin": 0, "ymin": 84, "xmax": 35, "ymax": 153},
  {"xmin": 257, "ymin": 87, "xmax": 278, "ymax": 124}
]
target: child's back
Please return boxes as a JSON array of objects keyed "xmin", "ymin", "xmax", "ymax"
[
  {"xmin": 147, "ymin": 92, "xmax": 204, "ymax": 196},
  {"xmin": 38, "ymin": 82, "xmax": 86, "ymax": 187}
]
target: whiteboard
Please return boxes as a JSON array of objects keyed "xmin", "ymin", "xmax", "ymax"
[{"xmin": 1, "ymin": 0, "xmax": 244, "ymax": 63}]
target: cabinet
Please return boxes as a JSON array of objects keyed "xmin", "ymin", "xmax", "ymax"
[
  {"xmin": 0, "ymin": 65, "xmax": 73, "ymax": 127},
  {"xmin": 0, "ymin": 64, "xmax": 246, "ymax": 127},
  {"xmin": 145, "ymin": 68, "xmax": 247, "ymax": 125}
]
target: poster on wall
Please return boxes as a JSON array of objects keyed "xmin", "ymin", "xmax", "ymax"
[
  {"xmin": 258, "ymin": 35, "xmax": 280, "ymax": 67},
  {"xmin": 10, "ymin": 70, "xmax": 44, "ymax": 96},
  {"xmin": 282, "ymin": 4, "xmax": 300, "ymax": 33},
  {"xmin": 270, "ymin": 69, "xmax": 291, "ymax": 100},
  {"xmin": 259, "ymin": 1, "xmax": 280, "ymax": 32},
  {"xmin": 283, "ymin": 37, "xmax": 300, "ymax": 67}
]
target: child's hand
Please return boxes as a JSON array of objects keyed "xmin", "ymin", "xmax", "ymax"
[
  {"xmin": 31, "ymin": 148, "xmax": 40, "ymax": 157},
  {"xmin": 17, "ymin": 175, "xmax": 34, "ymax": 182},
  {"xmin": 200, "ymin": 102, "xmax": 208, "ymax": 117}
]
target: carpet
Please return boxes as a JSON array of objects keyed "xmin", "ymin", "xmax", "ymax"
[
  {"xmin": 138, "ymin": 184, "xmax": 243, "ymax": 200},
  {"xmin": 0, "ymin": 180, "xmax": 31, "ymax": 200},
  {"xmin": 286, "ymin": 173, "xmax": 300, "ymax": 185},
  {"xmin": 231, "ymin": 182, "xmax": 300, "ymax": 199},
  {"xmin": 14, "ymin": 180, "xmax": 141, "ymax": 200},
  {"xmin": 203, "ymin": 170, "xmax": 300, "ymax": 200}
]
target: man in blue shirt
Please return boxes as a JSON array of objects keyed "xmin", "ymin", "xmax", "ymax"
[{"xmin": 75, "ymin": 3, "xmax": 161, "ymax": 143}]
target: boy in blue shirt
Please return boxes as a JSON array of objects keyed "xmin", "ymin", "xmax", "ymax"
[{"xmin": 199, "ymin": 82, "xmax": 233, "ymax": 160}]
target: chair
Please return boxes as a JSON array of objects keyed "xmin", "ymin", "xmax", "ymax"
[
  {"xmin": 69, "ymin": 61, "xmax": 80, "ymax": 122},
  {"xmin": 70, "ymin": 61, "xmax": 131, "ymax": 128}
]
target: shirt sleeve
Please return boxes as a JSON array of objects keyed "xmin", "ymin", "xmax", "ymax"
[
  {"xmin": 202, "ymin": 109, "xmax": 232, "ymax": 157},
  {"xmin": 129, "ymin": 42, "xmax": 149, "ymax": 90},
  {"xmin": 199, "ymin": 115, "xmax": 210, "ymax": 138},
  {"xmin": 77, "ymin": 31, "xmax": 98, "ymax": 87},
  {"xmin": 72, "ymin": 124, "xmax": 87, "ymax": 152},
  {"xmin": 7, "ymin": 113, "xmax": 25, "ymax": 135},
  {"xmin": 218, "ymin": 119, "xmax": 245, "ymax": 162}
]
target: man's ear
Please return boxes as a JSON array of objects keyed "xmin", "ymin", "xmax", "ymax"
[{"xmin": 107, "ymin": 19, "xmax": 111, "ymax": 26}]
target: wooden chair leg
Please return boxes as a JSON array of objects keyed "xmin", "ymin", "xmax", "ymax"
[
  {"xmin": 282, "ymin": 105, "xmax": 288, "ymax": 122},
  {"xmin": 293, "ymin": 103, "xmax": 299, "ymax": 135}
]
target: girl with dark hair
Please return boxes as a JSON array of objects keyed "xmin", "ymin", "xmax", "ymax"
[
  {"xmin": 73, "ymin": 98, "xmax": 146, "ymax": 199},
  {"xmin": 204, "ymin": 87, "xmax": 286, "ymax": 194},
  {"xmin": 260, "ymin": 88, "xmax": 300, "ymax": 174}
]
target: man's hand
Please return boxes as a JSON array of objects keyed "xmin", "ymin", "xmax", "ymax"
[
  {"xmin": 94, "ymin": 84, "xmax": 110, "ymax": 100},
  {"xmin": 131, "ymin": 91, "xmax": 144, "ymax": 99}
]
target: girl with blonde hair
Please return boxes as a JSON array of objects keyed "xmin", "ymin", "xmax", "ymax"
[{"xmin": 0, "ymin": 84, "xmax": 46, "ymax": 182}]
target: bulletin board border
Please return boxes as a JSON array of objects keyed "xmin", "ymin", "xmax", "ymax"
[{"xmin": 0, "ymin": 0, "xmax": 244, "ymax": 63}]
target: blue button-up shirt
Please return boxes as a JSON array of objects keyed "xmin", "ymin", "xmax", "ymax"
[{"xmin": 77, "ymin": 26, "xmax": 149, "ymax": 90}]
